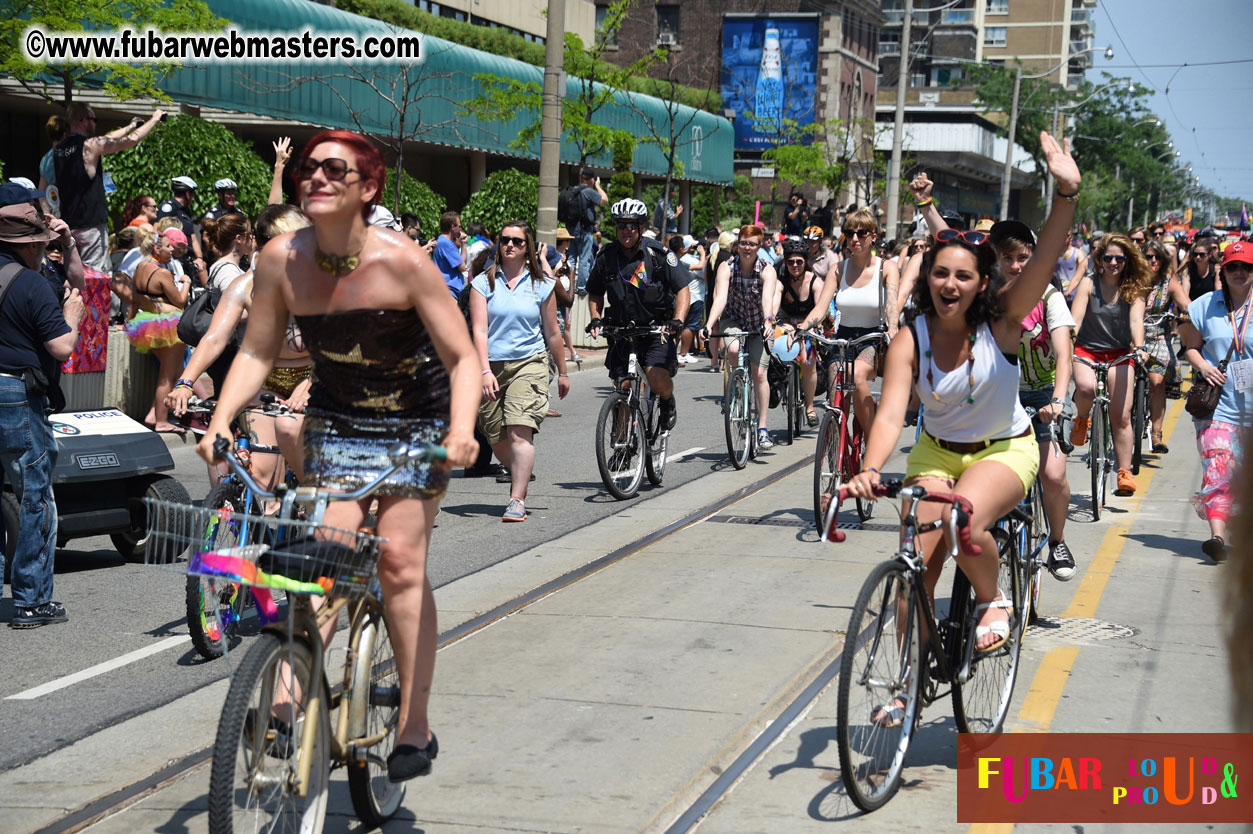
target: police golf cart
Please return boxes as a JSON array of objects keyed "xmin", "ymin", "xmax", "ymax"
[{"xmin": 2, "ymin": 408, "xmax": 190, "ymax": 562}]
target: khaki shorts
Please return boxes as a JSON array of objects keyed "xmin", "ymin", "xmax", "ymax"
[
  {"xmin": 479, "ymin": 353, "xmax": 550, "ymax": 444},
  {"xmin": 905, "ymin": 431, "xmax": 1039, "ymax": 496},
  {"xmin": 721, "ymin": 319, "xmax": 770, "ymax": 369}
]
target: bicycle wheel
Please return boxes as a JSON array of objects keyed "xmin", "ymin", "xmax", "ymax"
[
  {"xmin": 837, "ymin": 559, "xmax": 922, "ymax": 812},
  {"xmin": 951, "ymin": 528, "xmax": 1021, "ymax": 735},
  {"xmin": 812, "ymin": 409, "xmax": 843, "ymax": 531},
  {"xmin": 347, "ymin": 598, "xmax": 405, "ymax": 826},
  {"xmin": 852, "ymin": 420, "xmax": 875, "ymax": 522},
  {"xmin": 1131, "ymin": 370, "xmax": 1147, "ymax": 475},
  {"xmin": 1026, "ymin": 480, "xmax": 1048, "ymax": 625},
  {"xmin": 1089, "ymin": 407, "xmax": 1105, "ymax": 521},
  {"xmin": 208, "ymin": 632, "xmax": 329, "ymax": 834},
  {"xmin": 724, "ymin": 367, "xmax": 752, "ymax": 469},
  {"xmin": 187, "ymin": 481, "xmax": 249, "ymax": 661},
  {"xmin": 596, "ymin": 392, "xmax": 646, "ymax": 499},
  {"xmin": 644, "ymin": 396, "xmax": 668, "ymax": 486}
]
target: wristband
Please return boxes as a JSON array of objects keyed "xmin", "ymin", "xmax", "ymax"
[
  {"xmin": 867, "ymin": 466, "xmax": 879, "ymax": 474},
  {"xmin": 558, "ymin": 373, "xmax": 569, "ymax": 378},
  {"xmin": 1056, "ymin": 187, "xmax": 1080, "ymax": 202},
  {"xmin": 1050, "ymin": 397, "xmax": 1065, "ymax": 405},
  {"xmin": 914, "ymin": 198, "xmax": 933, "ymax": 208},
  {"xmin": 174, "ymin": 378, "xmax": 195, "ymax": 390},
  {"xmin": 481, "ymin": 369, "xmax": 492, "ymax": 375}
]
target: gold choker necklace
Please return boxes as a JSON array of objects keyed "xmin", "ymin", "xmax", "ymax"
[{"xmin": 314, "ymin": 246, "xmax": 361, "ymax": 277}]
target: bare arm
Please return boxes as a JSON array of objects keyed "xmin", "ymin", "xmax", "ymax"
[
  {"xmin": 83, "ymin": 110, "xmax": 165, "ymax": 172},
  {"xmin": 469, "ymin": 286, "xmax": 496, "ymax": 401},
  {"xmin": 1168, "ymin": 274, "xmax": 1191, "ymax": 313},
  {"xmin": 759, "ymin": 264, "xmax": 778, "ymax": 329},
  {"xmin": 882, "ymin": 258, "xmax": 900, "ymax": 337},
  {"xmin": 594, "ymin": 178, "xmax": 608, "ymax": 204},
  {"xmin": 1180, "ymin": 320, "xmax": 1226, "ymax": 386},
  {"xmin": 47, "ymin": 215, "xmax": 84, "ymax": 294},
  {"xmin": 1069, "ymin": 276, "xmax": 1092, "ymax": 334},
  {"xmin": 907, "ymin": 172, "xmax": 947, "ymax": 236},
  {"xmin": 848, "ymin": 326, "xmax": 915, "ymax": 495},
  {"xmin": 541, "ymin": 292, "xmax": 569, "ymax": 397},
  {"xmin": 44, "ymin": 290, "xmax": 84, "ymax": 362},
  {"xmin": 267, "ymin": 138, "xmax": 292, "ymax": 206},
  {"xmin": 798, "ymin": 275, "xmax": 829, "ymax": 332},
  {"xmin": 1049, "ymin": 325, "xmax": 1073, "ymax": 416},
  {"xmin": 1130, "ymin": 296, "xmax": 1146, "ymax": 350},
  {"xmin": 167, "ymin": 276, "xmax": 251, "ymax": 415},
  {"xmin": 897, "ymin": 251, "xmax": 923, "ymax": 315},
  {"xmin": 1001, "ymin": 133, "xmax": 1081, "ymax": 324}
]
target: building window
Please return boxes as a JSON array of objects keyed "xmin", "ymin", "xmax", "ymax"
[
  {"xmin": 910, "ymin": 72, "xmax": 927, "ymax": 87},
  {"xmin": 656, "ymin": 5, "xmax": 679, "ymax": 45},
  {"xmin": 595, "ymin": 5, "xmax": 617, "ymax": 47},
  {"xmin": 984, "ymin": 26, "xmax": 1007, "ymax": 47},
  {"xmin": 879, "ymin": 32, "xmax": 901, "ymax": 55},
  {"xmin": 986, "ymin": 0, "xmax": 1009, "ymax": 12}
]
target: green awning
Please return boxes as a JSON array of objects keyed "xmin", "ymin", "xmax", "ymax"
[{"xmin": 157, "ymin": 0, "xmax": 733, "ymax": 184}]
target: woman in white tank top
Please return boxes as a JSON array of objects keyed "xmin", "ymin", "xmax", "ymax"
[
  {"xmin": 833, "ymin": 207, "xmax": 900, "ymax": 438},
  {"xmin": 844, "ymin": 133, "xmax": 1082, "ymax": 665}
]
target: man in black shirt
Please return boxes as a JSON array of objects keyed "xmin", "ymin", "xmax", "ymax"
[
  {"xmin": 0, "ymin": 204, "xmax": 84, "ymax": 628},
  {"xmin": 586, "ymin": 198, "xmax": 689, "ymax": 430},
  {"xmin": 202, "ymin": 178, "xmax": 244, "ymax": 223},
  {"xmin": 158, "ymin": 176, "xmax": 206, "ymax": 283},
  {"xmin": 572, "ymin": 168, "xmax": 607, "ymax": 295},
  {"xmin": 54, "ymin": 103, "xmax": 164, "ymax": 271}
]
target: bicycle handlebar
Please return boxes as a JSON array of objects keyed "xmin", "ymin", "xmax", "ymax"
[
  {"xmin": 825, "ymin": 479, "xmax": 980, "ymax": 557},
  {"xmin": 1074, "ymin": 352, "xmax": 1142, "ymax": 372},
  {"xmin": 211, "ymin": 435, "xmax": 446, "ymax": 502},
  {"xmin": 796, "ymin": 328, "xmax": 889, "ymax": 349}
]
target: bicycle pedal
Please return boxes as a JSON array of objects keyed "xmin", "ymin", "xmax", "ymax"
[{"xmin": 369, "ymin": 684, "xmax": 401, "ymax": 709}]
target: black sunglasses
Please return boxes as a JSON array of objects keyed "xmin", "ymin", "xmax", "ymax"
[
  {"xmin": 786, "ymin": 257, "xmax": 806, "ymax": 266},
  {"xmin": 499, "ymin": 235, "xmax": 527, "ymax": 249},
  {"xmin": 848, "ymin": 228, "xmax": 874, "ymax": 238},
  {"xmin": 936, "ymin": 228, "xmax": 988, "ymax": 246},
  {"xmin": 1101, "ymin": 254, "xmax": 1127, "ymax": 264},
  {"xmin": 295, "ymin": 157, "xmax": 358, "ymax": 181}
]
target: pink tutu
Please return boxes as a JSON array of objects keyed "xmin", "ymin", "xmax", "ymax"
[{"xmin": 124, "ymin": 310, "xmax": 182, "ymax": 353}]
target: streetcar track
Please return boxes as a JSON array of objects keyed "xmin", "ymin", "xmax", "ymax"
[{"xmin": 34, "ymin": 453, "xmax": 816, "ymax": 834}]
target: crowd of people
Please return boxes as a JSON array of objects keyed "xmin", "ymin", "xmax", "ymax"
[{"xmin": 1, "ymin": 120, "xmax": 1249, "ymax": 785}]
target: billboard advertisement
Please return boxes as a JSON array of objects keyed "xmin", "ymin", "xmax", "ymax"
[{"xmin": 721, "ymin": 15, "xmax": 819, "ymax": 151}]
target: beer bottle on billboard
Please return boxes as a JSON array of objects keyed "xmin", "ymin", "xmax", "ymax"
[{"xmin": 754, "ymin": 27, "xmax": 784, "ymax": 134}]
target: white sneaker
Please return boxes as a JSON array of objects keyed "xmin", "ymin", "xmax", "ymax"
[
  {"xmin": 677, "ymin": 354, "xmax": 690, "ymax": 365},
  {"xmin": 683, "ymin": 353, "xmax": 698, "ymax": 365}
]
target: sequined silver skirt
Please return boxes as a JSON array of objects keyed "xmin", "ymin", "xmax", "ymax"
[{"xmin": 303, "ymin": 408, "xmax": 450, "ymax": 500}]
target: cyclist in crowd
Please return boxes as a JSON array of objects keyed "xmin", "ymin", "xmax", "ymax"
[
  {"xmin": 1176, "ymin": 236, "xmax": 1222, "ymax": 316},
  {"xmin": 168, "ymin": 205, "xmax": 313, "ymax": 486},
  {"xmin": 991, "ymin": 220, "xmax": 1078, "ymax": 581},
  {"xmin": 470, "ymin": 220, "xmax": 569, "ymax": 523},
  {"xmin": 705, "ymin": 230, "xmax": 736, "ymax": 373},
  {"xmin": 1178, "ymin": 241, "xmax": 1253, "ymax": 564},
  {"xmin": 701, "ymin": 224, "xmax": 780, "ymax": 449},
  {"xmin": 774, "ymin": 236, "xmax": 827, "ymax": 427},
  {"xmin": 1142, "ymin": 238, "xmax": 1180, "ymax": 453},
  {"xmin": 1068, "ymin": 232, "xmax": 1152, "ymax": 497},
  {"xmin": 586, "ymin": 198, "xmax": 690, "ymax": 432},
  {"xmin": 671, "ymin": 234, "xmax": 707, "ymax": 366},
  {"xmin": 198, "ymin": 130, "xmax": 481, "ymax": 784},
  {"xmin": 846, "ymin": 132, "xmax": 1080, "ymax": 669},
  {"xmin": 1054, "ymin": 227, "xmax": 1088, "ymax": 303},
  {"xmin": 124, "ymin": 228, "xmax": 188, "ymax": 435},
  {"xmin": 832, "ymin": 207, "xmax": 899, "ymax": 438},
  {"xmin": 804, "ymin": 225, "xmax": 837, "ymax": 281}
]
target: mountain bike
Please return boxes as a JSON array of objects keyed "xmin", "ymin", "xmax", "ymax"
[
  {"xmin": 1074, "ymin": 352, "xmax": 1138, "ymax": 520},
  {"xmin": 825, "ymin": 481, "xmax": 1025, "ymax": 812},
  {"xmin": 592, "ymin": 324, "xmax": 671, "ymax": 499},
  {"xmin": 1136, "ymin": 311, "xmax": 1179, "ymax": 463},
  {"xmin": 145, "ymin": 438, "xmax": 446, "ymax": 833},
  {"xmin": 710, "ymin": 330, "xmax": 759, "ymax": 469},
  {"xmin": 806, "ymin": 329, "xmax": 888, "ymax": 530}
]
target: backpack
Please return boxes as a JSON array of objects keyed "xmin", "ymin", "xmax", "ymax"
[
  {"xmin": 557, "ymin": 185, "xmax": 584, "ymax": 228},
  {"xmin": 177, "ymin": 261, "xmax": 242, "ymax": 348}
]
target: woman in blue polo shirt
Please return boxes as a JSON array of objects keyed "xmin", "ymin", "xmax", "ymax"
[{"xmin": 469, "ymin": 220, "xmax": 570, "ymax": 522}]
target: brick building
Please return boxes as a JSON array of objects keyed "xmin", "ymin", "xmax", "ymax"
[{"xmin": 595, "ymin": 0, "xmax": 884, "ymax": 227}]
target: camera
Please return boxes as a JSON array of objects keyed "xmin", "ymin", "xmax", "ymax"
[{"xmin": 159, "ymin": 113, "xmax": 168, "ymax": 122}]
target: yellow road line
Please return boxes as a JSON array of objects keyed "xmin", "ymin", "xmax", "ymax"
[{"xmin": 965, "ymin": 396, "xmax": 1188, "ymax": 833}]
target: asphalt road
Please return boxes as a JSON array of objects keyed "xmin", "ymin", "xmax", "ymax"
[{"xmin": 0, "ymin": 357, "xmax": 792, "ymax": 773}]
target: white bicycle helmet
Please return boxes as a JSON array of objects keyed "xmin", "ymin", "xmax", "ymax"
[
  {"xmin": 610, "ymin": 197, "xmax": 648, "ymax": 223},
  {"xmin": 214, "ymin": 178, "xmax": 238, "ymax": 191}
]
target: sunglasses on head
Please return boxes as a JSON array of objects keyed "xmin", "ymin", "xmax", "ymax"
[
  {"xmin": 935, "ymin": 228, "xmax": 988, "ymax": 246},
  {"xmin": 499, "ymin": 235, "xmax": 527, "ymax": 249},
  {"xmin": 1101, "ymin": 254, "xmax": 1127, "ymax": 264},
  {"xmin": 294, "ymin": 157, "xmax": 358, "ymax": 181}
]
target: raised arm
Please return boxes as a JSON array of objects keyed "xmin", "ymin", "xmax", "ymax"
[
  {"xmin": 908, "ymin": 172, "xmax": 948, "ymax": 237},
  {"xmin": 47, "ymin": 215, "xmax": 84, "ymax": 294},
  {"xmin": 267, "ymin": 137, "xmax": 292, "ymax": 206},
  {"xmin": 1001, "ymin": 133, "xmax": 1081, "ymax": 323},
  {"xmin": 84, "ymin": 109, "xmax": 165, "ymax": 170}
]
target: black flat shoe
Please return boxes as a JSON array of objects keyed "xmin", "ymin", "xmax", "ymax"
[
  {"xmin": 1201, "ymin": 536, "xmax": 1227, "ymax": 563},
  {"xmin": 387, "ymin": 732, "xmax": 438, "ymax": 782}
]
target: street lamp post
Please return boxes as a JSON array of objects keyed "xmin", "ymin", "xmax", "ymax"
[{"xmin": 999, "ymin": 45, "xmax": 1114, "ymax": 219}]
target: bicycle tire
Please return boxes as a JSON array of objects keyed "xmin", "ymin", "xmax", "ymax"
[
  {"xmin": 596, "ymin": 392, "xmax": 646, "ymax": 499},
  {"xmin": 1132, "ymin": 370, "xmax": 1147, "ymax": 475},
  {"xmin": 852, "ymin": 420, "xmax": 875, "ymax": 522},
  {"xmin": 187, "ymin": 481, "xmax": 249, "ymax": 661},
  {"xmin": 347, "ymin": 599, "xmax": 405, "ymax": 826},
  {"xmin": 785, "ymin": 365, "xmax": 797, "ymax": 445},
  {"xmin": 951, "ymin": 528, "xmax": 1021, "ymax": 735},
  {"xmin": 1027, "ymin": 479, "xmax": 1048, "ymax": 625},
  {"xmin": 837, "ymin": 559, "xmax": 922, "ymax": 812},
  {"xmin": 207, "ymin": 632, "xmax": 329, "ymax": 834},
  {"xmin": 812, "ymin": 409, "xmax": 843, "ymax": 531},
  {"xmin": 1089, "ymin": 407, "xmax": 1105, "ymax": 522},
  {"xmin": 644, "ymin": 397, "xmax": 667, "ymax": 486},
  {"xmin": 725, "ymin": 368, "xmax": 752, "ymax": 469}
]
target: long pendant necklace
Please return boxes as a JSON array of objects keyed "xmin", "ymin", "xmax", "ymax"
[{"xmin": 925, "ymin": 328, "xmax": 978, "ymax": 404}]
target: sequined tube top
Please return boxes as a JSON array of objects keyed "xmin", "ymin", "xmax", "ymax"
[{"xmin": 294, "ymin": 308, "xmax": 450, "ymax": 420}]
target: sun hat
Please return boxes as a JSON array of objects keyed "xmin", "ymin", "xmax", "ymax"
[
  {"xmin": 0, "ymin": 204, "xmax": 58, "ymax": 244},
  {"xmin": 555, "ymin": 227, "xmax": 574, "ymax": 242}
]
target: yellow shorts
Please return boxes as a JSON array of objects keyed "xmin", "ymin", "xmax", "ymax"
[
  {"xmin": 905, "ymin": 431, "xmax": 1039, "ymax": 496},
  {"xmin": 478, "ymin": 353, "xmax": 550, "ymax": 444}
]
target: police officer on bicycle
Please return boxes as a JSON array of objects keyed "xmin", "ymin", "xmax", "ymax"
[{"xmin": 586, "ymin": 198, "xmax": 690, "ymax": 430}]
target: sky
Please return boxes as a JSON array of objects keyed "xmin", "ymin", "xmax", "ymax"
[{"xmin": 1091, "ymin": 0, "xmax": 1253, "ymax": 202}]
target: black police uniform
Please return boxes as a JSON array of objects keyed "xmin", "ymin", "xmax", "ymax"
[{"xmin": 586, "ymin": 237, "xmax": 687, "ymax": 379}]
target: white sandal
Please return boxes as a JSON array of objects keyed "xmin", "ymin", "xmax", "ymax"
[{"xmin": 974, "ymin": 591, "xmax": 1013, "ymax": 654}]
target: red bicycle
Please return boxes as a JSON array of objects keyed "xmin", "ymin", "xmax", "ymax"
[{"xmin": 807, "ymin": 329, "xmax": 888, "ymax": 531}]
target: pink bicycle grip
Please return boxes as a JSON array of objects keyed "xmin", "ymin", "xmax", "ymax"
[
  {"xmin": 252, "ymin": 588, "xmax": 279, "ymax": 623},
  {"xmin": 196, "ymin": 552, "xmax": 258, "ymax": 582}
]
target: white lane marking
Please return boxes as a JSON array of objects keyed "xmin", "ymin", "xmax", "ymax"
[
  {"xmin": 669, "ymin": 446, "xmax": 705, "ymax": 462},
  {"xmin": 6, "ymin": 636, "xmax": 190, "ymax": 700}
]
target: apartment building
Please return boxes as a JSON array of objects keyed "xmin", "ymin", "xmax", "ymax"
[{"xmin": 875, "ymin": 0, "xmax": 1097, "ymax": 227}]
